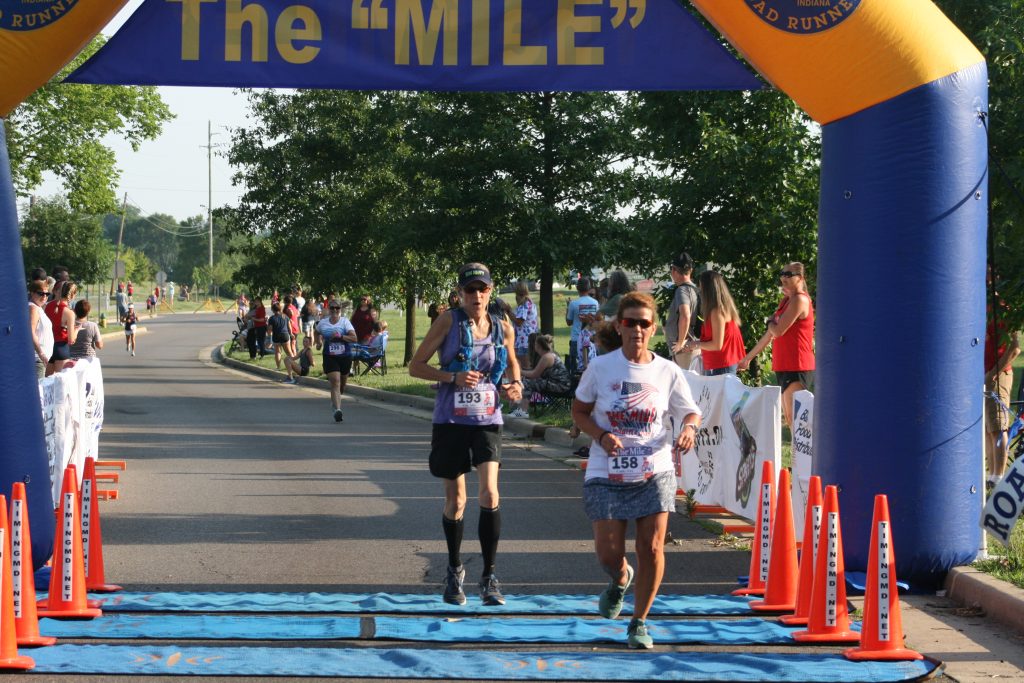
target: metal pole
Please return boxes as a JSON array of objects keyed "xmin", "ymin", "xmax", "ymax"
[
  {"xmin": 109, "ymin": 192, "xmax": 128, "ymax": 298},
  {"xmin": 208, "ymin": 120, "xmax": 214, "ymax": 269}
]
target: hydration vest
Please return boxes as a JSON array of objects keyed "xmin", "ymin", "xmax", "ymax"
[{"xmin": 441, "ymin": 308, "xmax": 508, "ymax": 386}]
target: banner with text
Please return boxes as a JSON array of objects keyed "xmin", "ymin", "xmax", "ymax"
[
  {"xmin": 791, "ymin": 389, "xmax": 813, "ymax": 541},
  {"xmin": 65, "ymin": 0, "xmax": 761, "ymax": 91},
  {"xmin": 677, "ymin": 374, "xmax": 781, "ymax": 521},
  {"xmin": 37, "ymin": 359, "xmax": 105, "ymax": 507}
]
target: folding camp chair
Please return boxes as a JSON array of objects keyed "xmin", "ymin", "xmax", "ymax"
[{"xmin": 351, "ymin": 334, "xmax": 388, "ymax": 376}]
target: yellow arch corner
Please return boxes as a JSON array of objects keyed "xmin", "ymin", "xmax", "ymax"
[
  {"xmin": 0, "ymin": 1, "xmax": 128, "ymax": 118},
  {"xmin": 690, "ymin": 0, "xmax": 984, "ymax": 123}
]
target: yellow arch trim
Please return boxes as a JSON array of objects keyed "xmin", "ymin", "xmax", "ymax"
[
  {"xmin": 0, "ymin": 1, "xmax": 129, "ymax": 118},
  {"xmin": 689, "ymin": 0, "xmax": 984, "ymax": 124}
]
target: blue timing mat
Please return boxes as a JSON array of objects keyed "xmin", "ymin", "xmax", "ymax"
[
  {"xmin": 41, "ymin": 615, "xmax": 800, "ymax": 645},
  {"xmin": 91, "ymin": 591, "xmax": 756, "ymax": 615},
  {"xmin": 24, "ymin": 645, "xmax": 941, "ymax": 680}
]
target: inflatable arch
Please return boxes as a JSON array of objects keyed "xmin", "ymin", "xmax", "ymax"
[{"xmin": 0, "ymin": 0, "xmax": 988, "ymax": 582}]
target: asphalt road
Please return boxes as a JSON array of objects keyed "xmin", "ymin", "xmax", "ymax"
[
  {"xmin": 14, "ymin": 313, "xmax": 1024, "ymax": 682},
  {"xmin": 14, "ymin": 313, "xmax": 749, "ymax": 682}
]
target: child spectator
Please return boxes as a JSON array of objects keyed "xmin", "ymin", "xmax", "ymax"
[
  {"xmin": 283, "ymin": 336, "xmax": 316, "ymax": 384},
  {"xmin": 268, "ymin": 302, "xmax": 291, "ymax": 370}
]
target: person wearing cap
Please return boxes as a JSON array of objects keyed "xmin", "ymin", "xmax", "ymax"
[
  {"xmin": 409, "ymin": 262, "xmax": 522, "ymax": 608},
  {"xmin": 314, "ymin": 299, "xmax": 358, "ymax": 422},
  {"xmin": 666, "ymin": 252, "xmax": 700, "ymax": 370},
  {"xmin": 123, "ymin": 301, "xmax": 139, "ymax": 356}
]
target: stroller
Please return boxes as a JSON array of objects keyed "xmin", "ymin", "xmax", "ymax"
[{"xmin": 228, "ymin": 316, "xmax": 247, "ymax": 353}]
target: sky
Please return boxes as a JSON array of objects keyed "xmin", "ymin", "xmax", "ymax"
[{"xmin": 37, "ymin": 0, "xmax": 251, "ymax": 222}]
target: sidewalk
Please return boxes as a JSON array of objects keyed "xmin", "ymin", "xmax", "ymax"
[{"xmin": 213, "ymin": 344, "xmax": 1024, "ymax": 681}]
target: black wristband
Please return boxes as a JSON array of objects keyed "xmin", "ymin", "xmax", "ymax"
[{"xmin": 598, "ymin": 430, "xmax": 612, "ymax": 445}]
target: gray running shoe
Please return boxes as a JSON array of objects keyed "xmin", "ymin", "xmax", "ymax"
[
  {"xmin": 627, "ymin": 618, "xmax": 654, "ymax": 649},
  {"xmin": 598, "ymin": 564, "xmax": 634, "ymax": 619},
  {"xmin": 333, "ymin": 409, "xmax": 344, "ymax": 422},
  {"xmin": 443, "ymin": 565, "xmax": 466, "ymax": 605},
  {"xmin": 479, "ymin": 574, "xmax": 505, "ymax": 606}
]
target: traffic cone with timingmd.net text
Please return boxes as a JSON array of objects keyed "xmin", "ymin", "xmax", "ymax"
[
  {"xmin": 37, "ymin": 467, "xmax": 101, "ymax": 619},
  {"xmin": 9, "ymin": 484, "xmax": 55, "ymax": 647},
  {"xmin": 792, "ymin": 485, "xmax": 860, "ymax": 643},
  {"xmin": 733, "ymin": 461, "xmax": 775, "ymax": 597},
  {"xmin": 750, "ymin": 468, "xmax": 799, "ymax": 612},
  {"xmin": 844, "ymin": 495, "xmax": 923, "ymax": 661},
  {"xmin": 81, "ymin": 458, "xmax": 121, "ymax": 593},
  {"xmin": 0, "ymin": 496, "xmax": 34, "ymax": 670},
  {"xmin": 779, "ymin": 476, "xmax": 823, "ymax": 626}
]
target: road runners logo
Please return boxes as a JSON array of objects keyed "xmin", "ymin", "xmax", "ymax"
[
  {"xmin": 0, "ymin": 0, "xmax": 79, "ymax": 31},
  {"xmin": 744, "ymin": 0, "xmax": 861, "ymax": 34}
]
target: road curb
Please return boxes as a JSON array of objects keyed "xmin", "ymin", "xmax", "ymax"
[
  {"xmin": 945, "ymin": 566, "xmax": 1024, "ymax": 634},
  {"xmin": 211, "ymin": 344, "xmax": 581, "ymax": 444}
]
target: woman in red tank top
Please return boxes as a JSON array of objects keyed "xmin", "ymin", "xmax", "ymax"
[
  {"xmin": 43, "ymin": 280, "xmax": 79, "ymax": 375},
  {"xmin": 684, "ymin": 270, "xmax": 745, "ymax": 375},
  {"xmin": 740, "ymin": 262, "xmax": 815, "ymax": 427}
]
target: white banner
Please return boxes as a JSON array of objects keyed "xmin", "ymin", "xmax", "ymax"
[
  {"xmin": 37, "ymin": 359, "xmax": 104, "ymax": 507},
  {"xmin": 982, "ymin": 456, "xmax": 1024, "ymax": 545},
  {"xmin": 679, "ymin": 374, "xmax": 782, "ymax": 521},
  {"xmin": 792, "ymin": 390, "xmax": 814, "ymax": 541}
]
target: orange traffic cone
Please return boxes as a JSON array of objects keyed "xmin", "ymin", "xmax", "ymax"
[
  {"xmin": 81, "ymin": 458, "xmax": 121, "ymax": 593},
  {"xmin": 750, "ymin": 468, "xmax": 799, "ymax": 612},
  {"xmin": 37, "ymin": 467, "xmax": 102, "ymax": 619},
  {"xmin": 793, "ymin": 485, "xmax": 860, "ymax": 643},
  {"xmin": 9, "ymin": 484, "xmax": 55, "ymax": 647},
  {"xmin": 733, "ymin": 461, "xmax": 774, "ymax": 597},
  {"xmin": 0, "ymin": 496, "xmax": 34, "ymax": 669},
  {"xmin": 844, "ymin": 495, "xmax": 923, "ymax": 661},
  {"xmin": 780, "ymin": 476, "xmax": 823, "ymax": 625}
]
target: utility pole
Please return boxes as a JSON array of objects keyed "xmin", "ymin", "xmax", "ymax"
[
  {"xmin": 207, "ymin": 120, "xmax": 213, "ymax": 268},
  {"xmin": 109, "ymin": 192, "xmax": 128, "ymax": 298}
]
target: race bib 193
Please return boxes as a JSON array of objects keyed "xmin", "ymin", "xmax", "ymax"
[{"xmin": 454, "ymin": 386, "xmax": 496, "ymax": 417}]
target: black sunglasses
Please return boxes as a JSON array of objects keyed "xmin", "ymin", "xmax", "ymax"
[
  {"xmin": 34, "ymin": 290, "xmax": 48, "ymax": 296},
  {"xmin": 620, "ymin": 317, "xmax": 654, "ymax": 329},
  {"xmin": 329, "ymin": 306, "xmax": 342, "ymax": 310},
  {"xmin": 780, "ymin": 271, "xmax": 798, "ymax": 278},
  {"xmin": 463, "ymin": 285, "xmax": 490, "ymax": 294}
]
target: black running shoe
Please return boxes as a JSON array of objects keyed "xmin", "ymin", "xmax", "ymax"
[
  {"xmin": 333, "ymin": 409, "xmax": 343, "ymax": 423},
  {"xmin": 479, "ymin": 574, "xmax": 505, "ymax": 606},
  {"xmin": 443, "ymin": 565, "xmax": 466, "ymax": 605}
]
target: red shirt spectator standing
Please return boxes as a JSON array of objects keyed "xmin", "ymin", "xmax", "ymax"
[{"xmin": 351, "ymin": 295, "xmax": 377, "ymax": 343}]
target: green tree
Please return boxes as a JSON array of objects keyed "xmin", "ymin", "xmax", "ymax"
[
  {"xmin": 4, "ymin": 37, "xmax": 173, "ymax": 214},
  {"xmin": 20, "ymin": 196, "xmax": 112, "ymax": 283},
  {"xmin": 933, "ymin": 0, "xmax": 1024, "ymax": 328},
  {"xmin": 627, "ymin": 90, "xmax": 821, "ymax": 380},
  {"xmin": 226, "ymin": 90, "xmax": 456, "ymax": 362},
  {"xmin": 415, "ymin": 92, "xmax": 633, "ymax": 334},
  {"xmin": 120, "ymin": 246, "xmax": 156, "ymax": 283}
]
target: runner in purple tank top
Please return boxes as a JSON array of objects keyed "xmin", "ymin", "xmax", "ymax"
[{"xmin": 410, "ymin": 263, "xmax": 522, "ymax": 608}]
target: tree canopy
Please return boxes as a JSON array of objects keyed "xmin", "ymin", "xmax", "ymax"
[{"xmin": 4, "ymin": 37, "xmax": 173, "ymax": 214}]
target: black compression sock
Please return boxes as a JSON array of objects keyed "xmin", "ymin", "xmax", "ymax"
[
  {"xmin": 478, "ymin": 506, "xmax": 501, "ymax": 577},
  {"xmin": 442, "ymin": 515, "xmax": 464, "ymax": 568}
]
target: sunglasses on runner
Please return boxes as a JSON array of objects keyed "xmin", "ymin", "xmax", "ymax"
[
  {"xmin": 463, "ymin": 285, "xmax": 490, "ymax": 294},
  {"xmin": 620, "ymin": 317, "xmax": 654, "ymax": 329}
]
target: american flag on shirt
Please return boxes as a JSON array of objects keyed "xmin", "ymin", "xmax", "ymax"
[{"xmin": 619, "ymin": 381, "xmax": 658, "ymax": 409}]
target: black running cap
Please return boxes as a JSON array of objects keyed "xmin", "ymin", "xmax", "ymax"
[{"xmin": 458, "ymin": 263, "xmax": 492, "ymax": 288}]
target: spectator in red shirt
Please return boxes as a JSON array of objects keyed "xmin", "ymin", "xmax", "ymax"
[
  {"xmin": 246, "ymin": 297, "xmax": 268, "ymax": 360},
  {"xmin": 351, "ymin": 294, "xmax": 377, "ymax": 343}
]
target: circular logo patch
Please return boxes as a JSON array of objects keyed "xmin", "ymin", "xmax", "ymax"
[
  {"xmin": 744, "ymin": 0, "xmax": 862, "ymax": 34},
  {"xmin": 0, "ymin": 0, "xmax": 79, "ymax": 31}
]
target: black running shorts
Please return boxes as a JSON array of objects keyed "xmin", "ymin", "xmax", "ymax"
[
  {"xmin": 322, "ymin": 354, "xmax": 352, "ymax": 376},
  {"xmin": 429, "ymin": 424, "xmax": 502, "ymax": 480}
]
